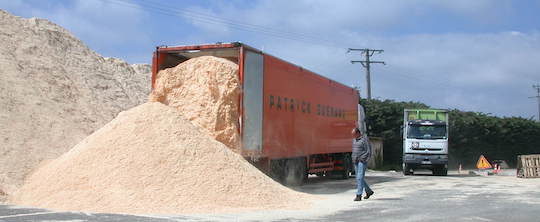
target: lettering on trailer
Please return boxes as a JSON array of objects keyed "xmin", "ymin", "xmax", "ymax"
[{"xmin": 268, "ymin": 94, "xmax": 346, "ymax": 119}]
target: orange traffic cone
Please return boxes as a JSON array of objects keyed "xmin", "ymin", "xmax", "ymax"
[{"xmin": 492, "ymin": 164, "xmax": 501, "ymax": 174}]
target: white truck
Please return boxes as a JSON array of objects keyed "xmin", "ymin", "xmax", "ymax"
[{"xmin": 402, "ymin": 109, "xmax": 449, "ymax": 176}]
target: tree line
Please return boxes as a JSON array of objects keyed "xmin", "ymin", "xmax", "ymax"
[{"xmin": 361, "ymin": 99, "xmax": 540, "ymax": 169}]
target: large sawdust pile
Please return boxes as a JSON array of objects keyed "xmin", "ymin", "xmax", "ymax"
[
  {"xmin": 11, "ymin": 102, "xmax": 312, "ymax": 214},
  {"xmin": 0, "ymin": 10, "xmax": 150, "ymax": 197},
  {"xmin": 149, "ymin": 56, "xmax": 241, "ymax": 150}
]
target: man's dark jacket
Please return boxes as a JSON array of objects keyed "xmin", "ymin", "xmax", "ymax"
[{"xmin": 352, "ymin": 136, "xmax": 371, "ymax": 164}]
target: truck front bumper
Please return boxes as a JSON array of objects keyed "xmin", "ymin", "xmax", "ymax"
[{"xmin": 403, "ymin": 154, "xmax": 448, "ymax": 166}]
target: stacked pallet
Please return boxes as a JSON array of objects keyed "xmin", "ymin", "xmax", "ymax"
[{"xmin": 517, "ymin": 154, "xmax": 540, "ymax": 178}]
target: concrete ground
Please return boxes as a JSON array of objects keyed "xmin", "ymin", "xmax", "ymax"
[{"xmin": 1, "ymin": 170, "xmax": 539, "ymax": 222}]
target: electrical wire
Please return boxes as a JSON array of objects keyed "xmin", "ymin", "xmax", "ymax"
[
  {"xmin": 138, "ymin": 0, "xmax": 345, "ymax": 46},
  {"xmin": 100, "ymin": 0, "xmax": 351, "ymax": 50},
  {"xmin": 98, "ymin": 0, "xmax": 456, "ymax": 92}
]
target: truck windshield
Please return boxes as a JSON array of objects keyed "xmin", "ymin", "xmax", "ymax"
[{"xmin": 407, "ymin": 125, "xmax": 447, "ymax": 139}]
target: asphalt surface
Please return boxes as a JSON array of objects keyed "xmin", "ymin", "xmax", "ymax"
[
  {"xmin": 1, "ymin": 170, "xmax": 539, "ymax": 222},
  {"xmin": 288, "ymin": 172, "xmax": 540, "ymax": 222}
]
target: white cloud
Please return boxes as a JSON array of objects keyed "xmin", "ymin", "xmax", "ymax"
[
  {"xmin": 182, "ymin": 6, "xmax": 232, "ymax": 36},
  {"xmin": 84, "ymin": 0, "xmax": 540, "ymax": 119},
  {"xmin": 52, "ymin": 0, "xmax": 150, "ymax": 51},
  {"xmin": 193, "ymin": 0, "xmax": 513, "ymax": 39},
  {"xmin": 2, "ymin": 0, "xmax": 537, "ymax": 118},
  {"xmin": 193, "ymin": 1, "xmax": 539, "ymax": 118},
  {"xmin": 356, "ymin": 32, "xmax": 539, "ymax": 117}
]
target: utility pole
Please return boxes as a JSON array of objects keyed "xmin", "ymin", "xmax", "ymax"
[
  {"xmin": 530, "ymin": 84, "xmax": 540, "ymax": 122},
  {"xmin": 348, "ymin": 48, "xmax": 385, "ymax": 100}
]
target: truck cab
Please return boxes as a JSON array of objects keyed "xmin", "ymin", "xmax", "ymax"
[{"xmin": 402, "ymin": 109, "xmax": 449, "ymax": 176}]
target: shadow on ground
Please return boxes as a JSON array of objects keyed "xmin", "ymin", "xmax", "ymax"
[
  {"xmin": 291, "ymin": 174, "xmax": 404, "ymax": 195},
  {"xmin": 0, "ymin": 205, "xmax": 179, "ymax": 222},
  {"xmin": 407, "ymin": 173, "xmax": 479, "ymax": 178}
]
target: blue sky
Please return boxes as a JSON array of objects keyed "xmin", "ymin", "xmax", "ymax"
[{"xmin": 1, "ymin": 0, "xmax": 540, "ymax": 119}]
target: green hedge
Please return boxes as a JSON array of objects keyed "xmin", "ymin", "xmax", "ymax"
[{"xmin": 361, "ymin": 99, "xmax": 540, "ymax": 169}]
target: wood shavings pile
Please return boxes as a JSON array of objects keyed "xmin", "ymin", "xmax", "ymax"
[
  {"xmin": 11, "ymin": 102, "xmax": 312, "ymax": 214},
  {"xmin": 0, "ymin": 9, "xmax": 150, "ymax": 198},
  {"xmin": 149, "ymin": 56, "xmax": 241, "ymax": 150}
]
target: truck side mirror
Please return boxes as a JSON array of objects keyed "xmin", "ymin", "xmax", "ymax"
[{"xmin": 400, "ymin": 125, "xmax": 404, "ymax": 138}]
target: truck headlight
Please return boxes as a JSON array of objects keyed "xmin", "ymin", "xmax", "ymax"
[{"xmin": 412, "ymin": 142, "xmax": 419, "ymax": 148}]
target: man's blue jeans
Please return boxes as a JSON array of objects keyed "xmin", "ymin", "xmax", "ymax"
[{"xmin": 355, "ymin": 161, "xmax": 372, "ymax": 195}]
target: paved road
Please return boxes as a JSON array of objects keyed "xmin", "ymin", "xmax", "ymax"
[
  {"xmin": 1, "ymin": 170, "xmax": 539, "ymax": 222},
  {"xmin": 290, "ymin": 171, "xmax": 540, "ymax": 222}
]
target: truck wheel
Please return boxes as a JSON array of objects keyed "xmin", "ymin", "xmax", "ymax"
[
  {"xmin": 432, "ymin": 168, "xmax": 439, "ymax": 176},
  {"xmin": 339, "ymin": 154, "xmax": 352, "ymax": 179},
  {"xmin": 433, "ymin": 165, "xmax": 448, "ymax": 176},
  {"xmin": 441, "ymin": 167, "xmax": 448, "ymax": 176},
  {"xmin": 439, "ymin": 166, "xmax": 448, "ymax": 176},
  {"xmin": 284, "ymin": 158, "xmax": 306, "ymax": 186},
  {"xmin": 403, "ymin": 163, "xmax": 412, "ymax": 176}
]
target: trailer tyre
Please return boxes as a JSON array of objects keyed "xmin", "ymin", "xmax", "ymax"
[
  {"xmin": 284, "ymin": 158, "xmax": 306, "ymax": 186},
  {"xmin": 339, "ymin": 154, "xmax": 352, "ymax": 179}
]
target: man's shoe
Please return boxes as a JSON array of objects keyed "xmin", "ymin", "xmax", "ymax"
[
  {"xmin": 353, "ymin": 195, "xmax": 362, "ymax": 201},
  {"xmin": 364, "ymin": 191, "xmax": 374, "ymax": 199}
]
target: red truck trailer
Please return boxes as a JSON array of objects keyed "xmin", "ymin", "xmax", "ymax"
[{"xmin": 152, "ymin": 42, "xmax": 360, "ymax": 185}]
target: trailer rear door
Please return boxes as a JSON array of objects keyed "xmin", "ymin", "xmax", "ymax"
[{"xmin": 242, "ymin": 50, "xmax": 264, "ymax": 153}]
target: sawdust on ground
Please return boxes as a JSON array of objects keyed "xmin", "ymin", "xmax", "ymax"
[
  {"xmin": 149, "ymin": 56, "xmax": 241, "ymax": 151},
  {"xmin": 11, "ymin": 102, "xmax": 313, "ymax": 214}
]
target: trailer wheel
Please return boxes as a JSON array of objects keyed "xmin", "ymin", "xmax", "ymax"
[
  {"xmin": 339, "ymin": 154, "xmax": 352, "ymax": 179},
  {"xmin": 284, "ymin": 158, "xmax": 306, "ymax": 186}
]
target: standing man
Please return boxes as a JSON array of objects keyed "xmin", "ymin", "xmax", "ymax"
[{"xmin": 351, "ymin": 127, "xmax": 374, "ymax": 201}]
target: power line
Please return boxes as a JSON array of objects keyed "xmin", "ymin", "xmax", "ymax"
[
  {"xmin": 348, "ymin": 48, "xmax": 385, "ymax": 100},
  {"xmin": 100, "ymin": 0, "xmax": 351, "ymax": 50},
  {"xmin": 529, "ymin": 84, "xmax": 540, "ymax": 122},
  {"xmin": 138, "ymin": 0, "xmax": 343, "ymax": 47}
]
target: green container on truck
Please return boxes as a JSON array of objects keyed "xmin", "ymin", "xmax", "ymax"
[{"xmin": 402, "ymin": 109, "xmax": 449, "ymax": 176}]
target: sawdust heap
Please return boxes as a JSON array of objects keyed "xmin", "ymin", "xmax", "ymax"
[
  {"xmin": 11, "ymin": 102, "xmax": 312, "ymax": 214},
  {"xmin": 0, "ymin": 10, "xmax": 150, "ymax": 196},
  {"xmin": 149, "ymin": 56, "xmax": 241, "ymax": 150}
]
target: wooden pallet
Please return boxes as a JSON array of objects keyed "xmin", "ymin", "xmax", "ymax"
[{"xmin": 517, "ymin": 154, "xmax": 540, "ymax": 178}]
